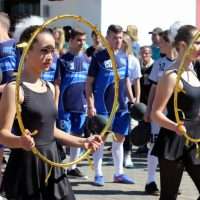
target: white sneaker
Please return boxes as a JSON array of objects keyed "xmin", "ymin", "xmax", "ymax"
[{"xmin": 124, "ymin": 154, "xmax": 134, "ymax": 168}]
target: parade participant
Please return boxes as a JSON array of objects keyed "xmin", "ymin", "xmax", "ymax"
[
  {"xmin": 55, "ymin": 28, "xmax": 90, "ymax": 178},
  {"xmin": 0, "ymin": 12, "xmax": 17, "ymax": 182},
  {"xmin": 151, "ymin": 25, "xmax": 200, "ymax": 200},
  {"xmin": 0, "ymin": 25, "xmax": 102, "ymax": 200},
  {"xmin": 86, "ymin": 31, "xmax": 103, "ymax": 58},
  {"xmin": 144, "ymin": 30, "xmax": 177, "ymax": 195},
  {"xmin": 121, "ymin": 32, "xmax": 141, "ymax": 168},
  {"xmin": 86, "ymin": 24, "xmax": 135, "ymax": 186}
]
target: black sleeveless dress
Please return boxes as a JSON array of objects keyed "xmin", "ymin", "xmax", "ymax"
[
  {"xmin": 1, "ymin": 82, "xmax": 76, "ymax": 200},
  {"xmin": 152, "ymin": 76, "xmax": 200, "ymax": 165}
]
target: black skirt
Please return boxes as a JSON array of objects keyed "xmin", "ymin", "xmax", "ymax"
[
  {"xmin": 152, "ymin": 126, "xmax": 200, "ymax": 165},
  {"xmin": 1, "ymin": 140, "xmax": 75, "ymax": 200}
]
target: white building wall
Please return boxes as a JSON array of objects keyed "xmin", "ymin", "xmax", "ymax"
[
  {"xmin": 40, "ymin": 0, "xmax": 196, "ymax": 45},
  {"xmin": 40, "ymin": 0, "xmax": 101, "ymax": 44},
  {"xmin": 101, "ymin": 0, "xmax": 196, "ymax": 45}
]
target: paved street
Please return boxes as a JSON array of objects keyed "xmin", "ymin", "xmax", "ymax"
[
  {"xmin": 1, "ymin": 141, "xmax": 199, "ymax": 200},
  {"xmin": 70, "ymin": 141, "xmax": 199, "ymax": 200}
]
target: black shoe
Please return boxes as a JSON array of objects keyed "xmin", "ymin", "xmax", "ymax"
[
  {"xmin": 67, "ymin": 168, "xmax": 88, "ymax": 179},
  {"xmin": 145, "ymin": 182, "xmax": 159, "ymax": 196}
]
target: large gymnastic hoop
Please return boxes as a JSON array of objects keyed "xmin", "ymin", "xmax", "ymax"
[
  {"xmin": 16, "ymin": 14, "xmax": 120, "ymax": 168},
  {"xmin": 174, "ymin": 31, "xmax": 200, "ymax": 146}
]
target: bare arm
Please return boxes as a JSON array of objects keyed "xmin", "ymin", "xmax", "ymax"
[
  {"xmin": 0, "ymin": 83, "xmax": 34, "ymax": 150},
  {"xmin": 126, "ymin": 77, "xmax": 136, "ymax": 103},
  {"xmin": 85, "ymin": 76, "xmax": 96, "ymax": 117},
  {"xmin": 132, "ymin": 78, "xmax": 141, "ymax": 103},
  {"xmin": 0, "ymin": 84, "xmax": 6, "ymax": 94},
  {"xmin": 54, "ymin": 126, "xmax": 87, "ymax": 148},
  {"xmin": 54, "ymin": 125, "xmax": 102, "ymax": 150},
  {"xmin": 144, "ymin": 84, "xmax": 156, "ymax": 122},
  {"xmin": 151, "ymin": 71, "xmax": 182, "ymax": 134},
  {"xmin": 54, "ymin": 80, "xmax": 60, "ymax": 109}
]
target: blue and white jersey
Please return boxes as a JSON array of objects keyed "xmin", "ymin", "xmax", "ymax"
[
  {"xmin": 41, "ymin": 55, "xmax": 58, "ymax": 83},
  {"xmin": 148, "ymin": 56, "xmax": 175, "ymax": 84},
  {"xmin": 88, "ymin": 49, "xmax": 129, "ymax": 114},
  {"xmin": 0, "ymin": 39, "xmax": 17, "ymax": 84},
  {"xmin": 56, "ymin": 52, "xmax": 90, "ymax": 113}
]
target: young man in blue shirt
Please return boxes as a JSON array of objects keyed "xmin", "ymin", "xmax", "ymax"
[
  {"xmin": 55, "ymin": 28, "xmax": 90, "ymax": 178},
  {"xmin": 0, "ymin": 12, "xmax": 17, "ymax": 181},
  {"xmin": 86, "ymin": 24, "xmax": 136, "ymax": 186}
]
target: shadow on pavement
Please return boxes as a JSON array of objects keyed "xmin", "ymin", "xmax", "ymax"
[{"xmin": 73, "ymin": 189, "xmax": 148, "ymax": 196}]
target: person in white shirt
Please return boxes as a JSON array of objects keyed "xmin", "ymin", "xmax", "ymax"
[{"xmin": 121, "ymin": 32, "xmax": 142, "ymax": 168}]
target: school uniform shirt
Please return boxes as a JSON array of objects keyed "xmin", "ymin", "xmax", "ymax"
[
  {"xmin": 56, "ymin": 52, "xmax": 90, "ymax": 113},
  {"xmin": 148, "ymin": 56, "xmax": 176, "ymax": 84},
  {"xmin": 0, "ymin": 39, "xmax": 17, "ymax": 84},
  {"xmin": 41, "ymin": 55, "xmax": 58, "ymax": 83},
  {"xmin": 88, "ymin": 49, "xmax": 129, "ymax": 114}
]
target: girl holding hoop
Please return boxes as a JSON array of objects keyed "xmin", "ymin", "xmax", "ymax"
[
  {"xmin": 151, "ymin": 25, "xmax": 200, "ymax": 200},
  {"xmin": 0, "ymin": 25, "xmax": 102, "ymax": 200}
]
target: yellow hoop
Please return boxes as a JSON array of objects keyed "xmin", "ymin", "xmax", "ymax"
[
  {"xmin": 174, "ymin": 31, "xmax": 200, "ymax": 143},
  {"xmin": 16, "ymin": 15, "xmax": 119, "ymax": 168}
]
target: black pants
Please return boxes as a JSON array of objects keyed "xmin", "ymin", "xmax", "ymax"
[
  {"xmin": 159, "ymin": 157, "xmax": 200, "ymax": 200},
  {"xmin": 123, "ymin": 134, "xmax": 132, "ymax": 152}
]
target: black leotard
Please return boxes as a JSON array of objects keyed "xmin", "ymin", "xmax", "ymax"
[
  {"xmin": 152, "ymin": 74, "xmax": 200, "ymax": 164},
  {"xmin": 1, "ymin": 82, "xmax": 75, "ymax": 200}
]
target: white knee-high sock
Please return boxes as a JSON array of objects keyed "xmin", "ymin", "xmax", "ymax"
[
  {"xmin": 147, "ymin": 146, "xmax": 158, "ymax": 184},
  {"xmin": 147, "ymin": 121, "xmax": 160, "ymax": 184},
  {"xmin": 92, "ymin": 144, "xmax": 104, "ymax": 176},
  {"xmin": 69, "ymin": 147, "xmax": 81, "ymax": 170},
  {"xmin": 112, "ymin": 141, "xmax": 124, "ymax": 176}
]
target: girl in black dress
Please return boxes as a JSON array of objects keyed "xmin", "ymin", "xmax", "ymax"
[
  {"xmin": 0, "ymin": 26, "xmax": 102, "ymax": 200},
  {"xmin": 151, "ymin": 25, "xmax": 200, "ymax": 200}
]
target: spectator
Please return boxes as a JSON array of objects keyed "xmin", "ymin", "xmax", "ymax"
[
  {"xmin": 139, "ymin": 46, "xmax": 154, "ymax": 104},
  {"xmin": 86, "ymin": 31, "xmax": 103, "ymax": 58},
  {"xmin": 126, "ymin": 25, "xmax": 140, "ymax": 58},
  {"xmin": 52, "ymin": 27, "xmax": 66, "ymax": 56},
  {"xmin": 149, "ymin": 27, "xmax": 163, "ymax": 60}
]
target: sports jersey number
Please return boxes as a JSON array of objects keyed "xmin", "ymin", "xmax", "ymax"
[{"xmin": 104, "ymin": 59, "xmax": 112, "ymax": 69}]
